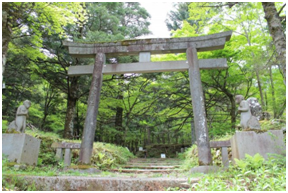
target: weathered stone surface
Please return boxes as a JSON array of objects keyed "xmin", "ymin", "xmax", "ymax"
[
  {"xmin": 65, "ymin": 168, "xmax": 101, "ymax": 174},
  {"xmin": 190, "ymin": 166, "xmax": 221, "ymax": 174},
  {"xmin": 51, "ymin": 142, "xmax": 81, "ymax": 149},
  {"xmin": 55, "ymin": 148, "xmax": 63, "ymax": 160},
  {"xmin": 209, "ymin": 140, "xmax": 231, "ymax": 148},
  {"xmin": 221, "ymin": 147, "xmax": 229, "ymax": 168},
  {"xmin": 63, "ymin": 31, "xmax": 232, "ymax": 57},
  {"xmin": 68, "ymin": 59, "xmax": 228, "ymax": 76},
  {"xmin": 235, "ymin": 95, "xmax": 261, "ymax": 130},
  {"xmin": 247, "ymin": 97, "xmax": 262, "ymax": 120},
  {"xmin": 110, "ymin": 169, "xmax": 182, "ymax": 173},
  {"xmin": 79, "ymin": 53, "xmax": 105, "ymax": 164},
  {"xmin": 7, "ymin": 100, "xmax": 31, "ymax": 133},
  {"xmin": 64, "ymin": 148, "xmax": 72, "ymax": 166},
  {"xmin": 139, "ymin": 52, "xmax": 151, "ymax": 62},
  {"xmin": 14, "ymin": 164, "xmax": 27, "ymax": 170},
  {"xmin": 2, "ymin": 134, "xmax": 41, "ymax": 165},
  {"xmin": 187, "ymin": 47, "xmax": 212, "ymax": 166},
  {"xmin": 12, "ymin": 176, "xmax": 194, "ymax": 191},
  {"xmin": 231, "ymin": 130, "xmax": 285, "ymax": 161}
]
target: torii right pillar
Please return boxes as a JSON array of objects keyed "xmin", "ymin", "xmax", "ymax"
[{"xmin": 187, "ymin": 47, "xmax": 212, "ymax": 166}]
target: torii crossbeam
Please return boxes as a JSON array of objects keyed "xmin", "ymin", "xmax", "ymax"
[{"xmin": 63, "ymin": 31, "xmax": 232, "ymax": 166}]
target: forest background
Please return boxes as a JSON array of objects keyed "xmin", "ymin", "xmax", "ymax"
[{"xmin": 2, "ymin": 2, "xmax": 286, "ymax": 154}]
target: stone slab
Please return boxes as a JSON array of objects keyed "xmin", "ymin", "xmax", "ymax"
[
  {"xmin": 210, "ymin": 140, "xmax": 231, "ymax": 148},
  {"xmin": 51, "ymin": 142, "xmax": 81, "ymax": 149},
  {"xmin": 8, "ymin": 176, "xmax": 195, "ymax": 191},
  {"xmin": 231, "ymin": 130, "xmax": 285, "ymax": 161},
  {"xmin": 110, "ymin": 169, "xmax": 183, "ymax": 173},
  {"xmin": 68, "ymin": 58, "xmax": 227, "ymax": 76},
  {"xmin": 2, "ymin": 134, "xmax": 41, "ymax": 165},
  {"xmin": 190, "ymin": 166, "xmax": 222, "ymax": 174}
]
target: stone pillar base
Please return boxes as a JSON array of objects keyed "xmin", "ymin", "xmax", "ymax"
[
  {"xmin": 2, "ymin": 133, "xmax": 41, "ymax": 165},
  {"xmin": 231, "ymin": 130, "xmax": 285, "ymax": 162}
]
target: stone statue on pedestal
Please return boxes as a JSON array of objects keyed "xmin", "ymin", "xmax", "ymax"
[
  {"xmin": 235, "ymin": 95, "xmax": 261, "ymax": 130},
  {"xmin": 7, "ymin": 100, "xmax": 31, "ymax": 133}
]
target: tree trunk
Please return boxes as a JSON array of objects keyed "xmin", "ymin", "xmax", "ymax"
[
  {"xmin": 167, "ymin": 132, "xmax": 170, "ymax": 144},
  {"xmin": 262, "ymin": 2, "xmax": 286, "ymax": 83},
  {"xmin": 64, "ymin": 97, "xmax": 77, "ymax": 139},
  {"xmin": 157, "ymin": 135, "xmax": 161, "ymax": 143},
  {"xmin": 40, "ymin": 84, "xmax": 56, "ymax": 131},
  {"xmin": 2, "ymin": 3, "xmax": 13, "ymax": 79},
  {"xmin": 146, "ymin": 127, "xmax": 151, "ymax": 145},
  {"xmin": 63, "ymin": 77, "xmax": 79, "ymax": 139},
  {"xmin": 255, "ymin": 69, "xmax": 266, "ymax": 110},
  {"xmin": 269, "ymin": 65, "xmax": 277, "ymax": 118},
  {"xmin": 74, "ymin": 102, "xmax": 81, "ymax": 140},
  {"xmin": 115, "ymin": 95, "xmax": 124, "ymax": 145},
  {"xmin": 161, "ymin": 135, "xmax": 165, "ymax": 144}
]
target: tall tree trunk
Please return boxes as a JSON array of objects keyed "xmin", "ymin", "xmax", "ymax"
[
  {"xmin": 269, "ymin": 65, "xmax": 277, "ymax": 118},
  {"xmin": 74, "ymin": 101, "xmax": 81, "ymax": 140},
  {"xmin": 115, "ymin": 95, "xmax": 124, "ymax": 145},
  {"xmin": 115, "ymin": 74, "xmax": 124, "ymax": 145},
  {"xmin": 2, "ymin": 3, "xmax": 13, "ymax": 79},
  {"xmin": 255, "ymin": 70, "xmax": 265, "ymax": 110},
  {"xmin": 262, "ymin": 2, "xmax": 286, "ymax": 83},
  {"xmin": 146, "ymin": 127, "xmax": 151, "ymax": 145},
  {"xmin": 40, "ymin": 84, "xmax": 55, "ymax": 130},
  {"xmin": 63, "ymin": 77, "xmax": 79, "ymax": 139},
  {"xmin": 167, "ymin": 132, "xmax": 170, "ymax": 144}
]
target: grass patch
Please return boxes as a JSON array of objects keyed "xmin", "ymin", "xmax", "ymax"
[{"xmin": 168, "ymin": 153, "xmax": 286, "ymax": 191}]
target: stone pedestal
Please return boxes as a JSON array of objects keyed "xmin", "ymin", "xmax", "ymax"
[
  {"xmin": 231, "ymin": 130, "xmax": 285, "ymax": 162},
  {"xmin": 2, "ymin": 133, "xmax": 41, "ymax": 165}
]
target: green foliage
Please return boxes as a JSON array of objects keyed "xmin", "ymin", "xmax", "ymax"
[
  {"xmin": 187, "ymin": 154, "xmax": 286, "ymax": 191},
  {"xmin": 89, "ymin": 142, "xmax": 135, "ymax": 169},
  {"xmin": 178, "ymin": 143, "xmax": 230, "ymax": 170},
  {"xmin": 178, "ymin": 145, "xmax": 199, "ymax": 170},
  {"xmin": 260, "ymin": 119, "xmax": 286, "ymax": 131},
  {"xmin": 234, "ymin": 153, "xmax": 265, "ymax": 172},
  {"xmin": 2, "ymin": 120, "xmax": 8, "ymax": 133}
]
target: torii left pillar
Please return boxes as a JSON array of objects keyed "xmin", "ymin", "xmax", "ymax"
[
  {"xmin": 187, "ymin": 47, "xmax": 212, "ymax": 166},
  {"xmin": 79, "ymin": 53, "xmax": 105, "ymax": 164}
]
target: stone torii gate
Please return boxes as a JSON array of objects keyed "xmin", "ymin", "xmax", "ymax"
[{"xmin": 63, "ymin": 31, "xmax": 232, "ymax": 166}]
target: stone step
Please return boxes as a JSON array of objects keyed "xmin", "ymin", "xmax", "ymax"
[
  {"xmin": 126, "ymin": 164, "xmax": 182, "ymax": 167},
  {"xmin": 127, "ymin": 162, "xmax": 183, "ymax": 165},
  {"xmin": 10, "ymin": 176, "xmax": 198, "ymax": 191},
  {"xmin": 122, "ymin": 165, "xmax": 180, "ymax": 169},
  {"xmin": 128, "ymin": 161, "xmax": 182, "ymax": 164},
  {"xmin": 130, "ymin": 158, "xmax": 181, "ymax": 161},
  {"xmin": 110, "ymin": 169, "xmax": 183, "ymax": 173}
]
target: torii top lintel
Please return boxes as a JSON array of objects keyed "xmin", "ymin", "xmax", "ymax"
[{"xmin": 63, "ymin": 31, "xmax": 232, "ymax": 58}]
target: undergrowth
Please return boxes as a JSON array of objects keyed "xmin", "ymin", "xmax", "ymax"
[{"xmin": 168, "ymin": 153, "xmax": 286, "ymax": 191}]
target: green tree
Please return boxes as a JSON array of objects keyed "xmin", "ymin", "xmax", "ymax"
[{"xmin": 33, "ymin": 2, "xmax": 151, "ymax": 139}]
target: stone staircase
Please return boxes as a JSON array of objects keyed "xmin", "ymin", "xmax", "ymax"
[
  {"xmin": 110, "ymin": 158, "xmax": 184, "ymax": 174},
  {"xmin": 9, "ymin": 158, "xmax": 199, "ymax": 190}
]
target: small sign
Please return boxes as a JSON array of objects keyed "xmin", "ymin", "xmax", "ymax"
[
  {"xmin": 161, "ymin": 154, "xmax": 166, "ymax": 158},
  {"xmin": 139, "ymin": 147, "xmax": 143, "ymax": 151}
]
